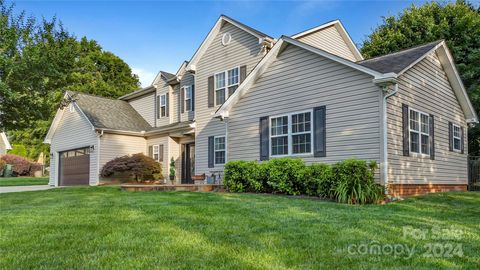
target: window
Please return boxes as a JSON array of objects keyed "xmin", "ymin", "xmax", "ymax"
[
  {"xmin": 159, "ymin": 95, "xmax": 166, "ymax": 117},
  {"xmin": 409, "ymin": 108, "xmax": 429, "ymax": 155},
  {"xmin": 215, "ymin": 67, "xmax": 239, "ymax": 106},
  {"xmin": 214, "ymin": 136, "xmax": 226, "ymax": 164},
  {"xmin": 270, "ymin": 111, "xmax": 312, "ymax": 156},
  {"xmin": 153, "ymin": 145, "xmax": 159, "ymax": 161},
  {"xmin": 184, "ymin": 86, "xmax": 193, "ymax": 111},
  {"xmin": 452, "ymin": 124, "xmax": 461, "ymax": 152}
]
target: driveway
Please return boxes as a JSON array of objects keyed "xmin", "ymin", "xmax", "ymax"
[{"xmin": 0, "ymin": 185, "xmax": 54, "ymax": 194}]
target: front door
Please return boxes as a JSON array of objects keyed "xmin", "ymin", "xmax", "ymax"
[{"xmin": 182, "ymin": 143, "xmax": 195, "ymax": 184}]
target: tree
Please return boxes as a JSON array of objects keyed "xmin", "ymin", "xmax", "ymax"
[
  {"xmin": 0, "ymin": 0, "xmax": 140, "ymax": 160},
  {"xmin": 361, "ymin": 1, "xmax": 480, "ymax": 154}
]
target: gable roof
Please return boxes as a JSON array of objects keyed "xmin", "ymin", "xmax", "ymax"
[
  {"xmin": 185, "ymin": 15, "xmax": 273, "ymax": 71},
  {"xmin": 45, "ymin": 91, "xmax": 151, "ymax": 143},
  {"xmin": 216, "ymin": 37, "xmax": 477, "ymax": 123},
  {"xmin": 0, "ymin": 132, "xmax": 12, "ymax": 150},
  {"xmin": 291, "ymin": 20, "xmax": 364, "ymax": 61},
  {"xmin": 358, "ymin": 41, "xmax": 442, "ymax": 74},
  {"xmin": 71, "ymin": 91, "xmax": 151, "ymax": 132},
  {"xmin": 215, "ymin": 36, "xmax": 385, "ymax": 118}
]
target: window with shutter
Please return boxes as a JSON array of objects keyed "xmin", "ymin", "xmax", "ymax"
[
  {"xmin": 408, "ymin": 108, "xmax": 430, "ymax": 156},
  {"xmin": 269, "ymin": 110, "xmax": 313, "ymax": 157}
]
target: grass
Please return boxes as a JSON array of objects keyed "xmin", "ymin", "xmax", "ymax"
[
  {"xmin": 0, "ymin": 187, "xmax": 479, "ymax": 269},
  {"xmin": 0, "ymin": 177, "xmax": 49, "ymax": 186}
]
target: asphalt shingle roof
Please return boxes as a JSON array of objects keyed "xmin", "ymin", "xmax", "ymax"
[
  {"xmin": 67, "ymin": 91, "xmax": 151, "ymax": 132},
  {"xmin": 358, "ymin": 41, "xmax": 442, "ymax": 74}
]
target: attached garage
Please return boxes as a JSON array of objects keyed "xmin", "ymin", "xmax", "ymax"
[{"xmin": 59, "ymin": 148, "xmax": 91, "ymax": 186}]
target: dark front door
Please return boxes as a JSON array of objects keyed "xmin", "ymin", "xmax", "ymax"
[{"xmin": 182, "ymin": 143, "xmax": 195, "ymax": 184}]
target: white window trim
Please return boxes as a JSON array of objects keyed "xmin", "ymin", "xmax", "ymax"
[
  {"xmin": 214, "ymin": 136, "xmax": 226, "ymax": 165},
  {"xmin": 452, "ymin": 123, "xmax": 462, "ymax": 152},
  {"xmin": 183, "ymin": 85, "xmax": 193, "ymax": 112},
  {"xmin": 214, "ymin": 66, "xmax": 239, "ymax": 106},
  {"xmin": 159, "ymin": 94, "xmax": 166, "ymax": 117},
  {"xmin": 153, "ymin": 145, "xmax": 160, "ymax": 161},
  {"xmin": 409, "ymin": 108, "xmax": 430, "ymax": 157},
  {"xmin": 269, "ymin": 110, "xmax": 314, "ymax": 157}
]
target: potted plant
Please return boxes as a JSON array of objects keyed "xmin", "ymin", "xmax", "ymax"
[{"xmin": 169, "ymin": 157, "xmax": 176, "ymax": 184}]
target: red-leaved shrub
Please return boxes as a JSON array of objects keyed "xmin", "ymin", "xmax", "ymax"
[
  {"xmin": 101, "ymin": 153, "xmax": 162, "ymax": 182},
  {"xmin": 0, "ymin": 154, "xmax": 41, "ymax": 176}
]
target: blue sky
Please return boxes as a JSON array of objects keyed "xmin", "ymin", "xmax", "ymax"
[{"xmin": 12, "ymin": 0, "xmax": 436, "ymax": 87}]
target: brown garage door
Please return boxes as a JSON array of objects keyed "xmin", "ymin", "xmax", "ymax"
[{"xmin": 59, "ymin": 148, "xmax": 90, "ymax": 186}]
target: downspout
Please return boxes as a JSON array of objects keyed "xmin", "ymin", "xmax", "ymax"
[
  {"xmin": 96, "ymin": 129, "xmax": 104, "ymax": 186},
  {"xmin": 382, "ymin": 83, "xmax": 398, "ymax": 196}
]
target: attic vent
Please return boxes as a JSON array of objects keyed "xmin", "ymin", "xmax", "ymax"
[{"xmin": 222, "ymin": 32, "xmax": 232, "ymax": 46}]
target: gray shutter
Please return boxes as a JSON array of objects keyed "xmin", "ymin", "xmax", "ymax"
[
  {"xmin": 156, "ymin": 95, "xmax": 160, "ymax": 119},
  {"xmin": 461, "ymin": 126, "xmax": 465, "ymax": 154},
  {"xmin": 448, "ymin": 122, "xmax": 453, "ymax": 151},
  {"xmin": 208, "ymin": 76, "xmax": 214, "ymax": 108},
  {"xmin": 240, "ymin": 65, "xmax": 247, "ymax": 83},
  {"xmin": 148, "ymin": 145, "xmax": 153, "ymax": 158},
  {"xmin": 402, "ymin": 104, "xmax": 409, "ymax": 156},
  {"xmin": 208, "ymin": 136, "xmax": 214, "ymax": 168},
  {"xmin": 165, "ymin": 93, "xmax": 169, "ymax": 117},
  {"xmin": 180, "ymin": 87, "xmax": 185, "ymax": 113},
  {"xmin": 159, "ymin": 145, "xmax": 164, "ymax": 162},
  {"xmin": 313, "ymin": 106, "xmax": 326, "ymax": 157},
  {"xmin": 191, "ymin": 85, "xmax": 195, "ymax": 111},
  {"xmin": 259, "ymin": 116, "xmax": 269, "ymax": 161},
  {"xmin": 429, "ymin": 114, "xmax": 435, "ymax": 160}
]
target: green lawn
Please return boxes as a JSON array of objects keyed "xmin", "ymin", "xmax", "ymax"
[
  {"xmin": 0, "ymin": 187, "xmax": 478, "ymax": 269},
  {"xmin": 0, "ymin": 177, "xmax": 49, "ymax": 186}
]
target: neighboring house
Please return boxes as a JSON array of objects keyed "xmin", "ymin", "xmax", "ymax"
[
  {"xmin": 0, "ymin": 132, "xmax": 12, "ymax": 155},
  {"xmin": 45, "ymin": 15, "xmax": 477, "ymax": 196}
]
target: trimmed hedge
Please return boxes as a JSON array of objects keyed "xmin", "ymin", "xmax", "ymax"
[
  {"xmin": 0, "ymin": 154, "xmax": 42, "ymax": 176},
  {"xmin": 223, "ymin": 158, "xmax": 384, "ymax": 204}
]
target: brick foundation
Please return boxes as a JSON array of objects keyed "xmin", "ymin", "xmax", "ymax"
[{"xmin": 389, "ymin": 184, "xmax": 467, "ymax": 197}]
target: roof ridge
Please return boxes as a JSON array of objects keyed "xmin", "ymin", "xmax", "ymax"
[
  {"xmin": 220, "ymin": 14, "xmax": 273, "ymax": 39},
  {"xmin": 359, "ymin": 40, "xmax": 443, "ymax": 63},
  {"xmin": 67, "ymin": 90, "xmax": 124, "ymax": 102}
]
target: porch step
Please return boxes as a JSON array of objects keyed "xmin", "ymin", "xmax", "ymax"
[{"xmin": 120, "ymin": 184, "xmax": 223, "ymax": 192}]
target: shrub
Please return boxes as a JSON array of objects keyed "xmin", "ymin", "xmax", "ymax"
[
  {"xmin": 331, "ymin": 160, "xmax": 384, "ymax": 204},
  {"xmin": 263, "ymin": 158, "xmax": 306, "ymax": 195},
  {"xmin": 303, "ymin": 163, "xmax": 334, "ymax": 197},
  {"xmin": 101, "ymin": 153, "xmax": 162, "ymax": 182},
  {"xmin": 0, "ymin": 159, "xmax": 6, "ymax": 175},
  {"xmin": 0, "ymin": 154, "xmax": 40, "ymax": 176},
  {"xmin": 9, "ymin": 144, "xmax": 27, "ymax": 157},
  {"xmin": 224, "ymin": 161, "xmax": 263, "ymax": 192}
]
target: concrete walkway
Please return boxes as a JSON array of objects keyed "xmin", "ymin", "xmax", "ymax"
[{"xmin": 0, "ymin": 185, "xmax": 53, "ymax": 194}]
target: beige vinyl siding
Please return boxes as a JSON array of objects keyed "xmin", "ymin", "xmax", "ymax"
[
  {"xmin": 228, "ymin": 44, "xmax": 381, "ymax": 164},
  {"xmin": 295, "ymin": 25, "xmax": 357, "ymax": 62},
  {"xmin": 129, "ymin": 93, "xmax": 155, "ymax": 126},
  {"xmin": 49, "ymin": 106, "xmax": 98, "ymax": 186},
  {"xmin": 180, "ymin": 72, "xmax": 195, "ymax": 122},
  {"xmin": 195, "ymin": 21, "xmax": 265, "ymax": 175},
  {"xmin": 172, "ymin": 84, "xmax": 180, "ymax": 124},
  {"xmin": 99, "ymin": 133, "xmax": 146, "ymax": 170},
  {"xmin": 387, "ymin": 52, "xmax": 468, "ymax": 185},
  {"xmin": 168, "ymin": 137, "xmax": 181, "ymax": 183},
  {"xmin": 147, "ymin": 135, "xmax": 170, "ymax": 179},
  {"xmin": 156, "ymin": 80, "xmax": 172, "ymax": 127}
]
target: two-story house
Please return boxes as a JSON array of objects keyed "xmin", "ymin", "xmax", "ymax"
[{"xmin": 45, "ymin": 15, "xmax": 477, "ymax": 196}]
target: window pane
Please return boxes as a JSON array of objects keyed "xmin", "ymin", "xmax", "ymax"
[
  {"xmin": 453, "ymin": 126, "xmax": 460, "ymax": 137},
  {"xmin": 410, "ymin": 132, "xmax": 419, "ymax": 153},
  {"xmin": 186, "ymin": 100, "xmax": 192, "ymax": 111},
  {"xmin": 271, "ymin": 136, "xmax": 288, "ymax": 156},
  {"xmin": 292, "ymin": 112, "xmax": 311, "ymax": 133},
  {"xmin": 214, "ymin": 137, "xmax": 225, "ymax": 151},
  {"xmin": 215, "ymin": 151, "xmax": 225, "ymax": 164},
  {"xmin": 292, "ymin": 134, "xmax": 311, "ymax": 154},
  {"xmin": 454, "ymin": 138, "xmax": 461, "ymax": 150},
  {"xmin": 160, "ymin": 95, "xmax": 166, "ymax": 106},
  {"xmin": 410, "ymin": 111, "xmax": 419, "ymax": 131},
  {"xmin": 421, "ymin": 134, "xmax": 429, "ymax": 154},
  {"xmin": 271, "ymin": 116, "xmax": 288, "ymax": 136},
  {"xmin": 228, "ymin": 68, "xmax": 239, "ymax": 86},
  {"xmin": 215, "ymin": 73, "xmax": 225, "ymax": 89},
  {"xmin": 161, "ymin": 107, "xmax": 166, "ymax": 117},
  {"xmin": 421, "ymin": 114, "xmax": 429, "ymax": 134},
  {"xmin": 216, "ymin": 89, "xmax": 225, "ymax": 105}
]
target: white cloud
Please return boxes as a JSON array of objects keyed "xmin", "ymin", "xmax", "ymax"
[{"xmin": 132, "ymin": 67, "xmax": 157, "ymax": 88}]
